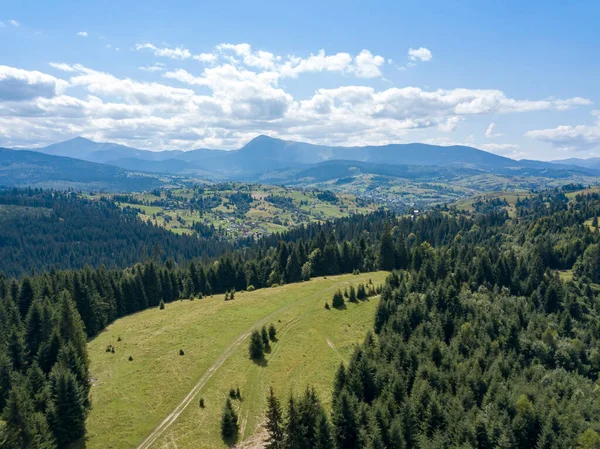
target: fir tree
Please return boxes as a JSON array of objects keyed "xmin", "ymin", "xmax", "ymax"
[
  {"xmin": 268, "ymin": 324, "xmax": 277, "ymax": 341},
  {"xmin": 220, "ymin": 398, "xmax": 239, "ymax": 442},
  {"xmin": 249, "ymin": 330, "xmax": 264, "ymax": 360},
  {"xmin": 47, "ymin": 365, "xmax": 86, "ymax": 447},
  {"xmin": 264, "ymin": 387, "xmax": 284, "ymax": 449}
]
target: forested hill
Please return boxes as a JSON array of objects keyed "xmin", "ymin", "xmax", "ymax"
[
  {"xmin": 4, "ymin": 187, "xmax": 600, "ymax": 447},
  {"xmin": 0, "ymin": 189, "xmax": 237, "ymax": 277},
  {"xmin": 263, "ymin": 189, "xmax": 600, "ymax": 448}
]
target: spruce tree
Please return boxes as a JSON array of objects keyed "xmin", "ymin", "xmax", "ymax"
[
  {"xmin": 332, "ymin": 290, "xmax": 345, "ymax": 309},
  {"xmin": 378, "ymin": 227, "xmax": 395, "ymax": 271},
  {"xmin": 264, "ymin": 387, "xmax": 284, "ymax": 449},
  {"xmin": 220, "ymin": 398, "xmax": 239, "ymax": 442},
  {"xmin": 268, "ymin": 324, "xmax": 277, "ymax": 341},
  {"xmin": 284, "ymin": 396, "xmax": 305, "ymax": 449},
  {"xmin": 249, "ymin": 330, "xmax": 264, "ymax": 360},
  {"xmin": 261, "ymin": 325, "xmax": 271, "ymax": 351},
  {"xmin": 47, "ymin": 365, "xmax": 86, "ymax": 447}
]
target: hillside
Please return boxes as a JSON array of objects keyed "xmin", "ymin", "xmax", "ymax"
[
  {"xmin": 0, "ymin": 147, "xmax": 173, "ymax": 192},
  {"xmin": 85, "ymin": 272, "xmax": 388, "ymax": 449},
  {"xmin": 103, "ymin": 184, "xmax": 374, "ymax": 239}
]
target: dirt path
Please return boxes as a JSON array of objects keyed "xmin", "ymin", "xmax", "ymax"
[{"xmin": 136, "ymin": 280, "xmax": 346, "ymax": 449}]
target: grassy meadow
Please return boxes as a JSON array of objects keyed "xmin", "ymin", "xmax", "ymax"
[{"xmin": 85, "ymin": 271, "xmax": 388, "ymax": 449}]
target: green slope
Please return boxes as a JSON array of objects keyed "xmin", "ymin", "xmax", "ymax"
[{"xmin": 85, "ymin": 272, "xmax": 388, "ymax": 449}]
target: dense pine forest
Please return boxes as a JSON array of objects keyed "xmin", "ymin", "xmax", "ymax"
[
  {"xmin": 0, "ymin": 189, "xmax": 240, "ymax": 277},
  {"xmin": 3, "ymin": 187, "xmax": 600, "ymax": 447}
]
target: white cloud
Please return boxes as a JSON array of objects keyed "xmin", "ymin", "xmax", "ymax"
[
  {"xmin": 526, "ymin": 115, "xmax": 600, "ymax": 151},
  {"xmin": 0, "ymin": 41, "xmax": 592, "ymax": 152},
  {"xmin": 77, "ymin": 31, "xmax": 88, "ymax": 37},
  {"xmin": 9, "ymin": 20, "xmax": 20, "ymax": 27},
  {"xmin": 139, "ymin": 63, "xmax": 165, "ymax": 72},
  {"xmin": 135, "ymin": 43, "xmax": 192, "ymax": 60},
  {"xmin": 0, "ymin": 66, "xmax": 68, "ymax": 101},
  {"xmin": 408, "ymin": 47, "xmax": 432, "ymax": 62},
  {"xmin": 353, "ymin": 50, "xmax": 385, "ymax": 78},
  {"xmin": 481, "ymin": 143, "xmax": 524, "ymax": 159},
  {"xmin": 485, "ymin": 122, "xmax": 502, "ymax": 138},
  {"xmin": 49, "ymin": 62, "xmax": 76, "ymax": 72},
  {"xmin": 194, "ymin": 53, "xmax": 217, "ymax": 63}
]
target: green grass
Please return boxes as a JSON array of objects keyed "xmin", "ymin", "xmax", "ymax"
[{"xmin": 85, "ymin": 272, "xmax": 388, "ymax": 449}]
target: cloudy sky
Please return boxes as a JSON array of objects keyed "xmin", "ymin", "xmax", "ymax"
[{"xmin": 0, "ymin": 0, "xmax": 599, "ymax": 160}]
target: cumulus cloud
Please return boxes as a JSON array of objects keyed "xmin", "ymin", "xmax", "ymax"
[
  {"xmin": 9, "ymin": 20, "xmax": 20, "ymax": 27},
  {"xmin": 0, "ymin": 40, "xmax": 592, "ymax": 151},
  {"xmin": 135, "ymin": 43, "xmax": 192, "ymax": 60},
  {"xmin": 194, "ymin": 53, "xmax": 217, "ymax": 63},
  {"xmin": 481, "ymin": 143, "xmax": 524, "ymax": 159},
  {"xmin": 408, "ymin": 47, "xmax": 432, "ymax": 62},
  {"xmin": 485, "ymin": 122, "xmax": 502, "ymax": 138},
  {"xmin": 0, "ymin": 66, "xmax": 68, "ymax": 101},
  {"xmin": 526, "ymin": 116, "xmax": 600, "ymax": 152},
  {"xmin": 353, "ymin": 50, "xmax": 385, "ymax": 78},
  {"xmin": 77, "ymin": 31, "xmax": 88, "ymax": 37}
]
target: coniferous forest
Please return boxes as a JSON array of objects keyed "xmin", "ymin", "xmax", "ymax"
[{"xmin": 3, "ymin": 187, "xmax": 600, "ymax": 447}]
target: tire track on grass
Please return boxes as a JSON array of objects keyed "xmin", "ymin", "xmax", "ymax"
[{"xmin": 136, "ymin": 278, "xmax": 360, "ymax": 449}]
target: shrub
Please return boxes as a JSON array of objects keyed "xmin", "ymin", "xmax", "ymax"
[
  {"xmin": 247, "ymin": 285, "xmax": 256, "ymax": 292},
  {"xmin": 199, "ymin": 398, "xmax": 205, "ymax": 408},
  {"xmin": 179, "ymin": 349, "xmax": 185, "ymax": 356},
  {"xmin": 128, "ymin": 356, "xmax": 133, "ymax": 361},
  {"xmin": 229, "ymin": 388, "xmax": 237, "ymax": 399},
  {"xmin": 159, "ymin": 299, "xmax": 165, "ymax": 310},
  {"xmin": 325, "ymin": 302, "xmax": 330, "ymax": 310}
]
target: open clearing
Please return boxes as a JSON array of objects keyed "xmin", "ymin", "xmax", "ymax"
[{"xmin": 85, "ymin": 271, "xmax": 388, "ymax": 449}]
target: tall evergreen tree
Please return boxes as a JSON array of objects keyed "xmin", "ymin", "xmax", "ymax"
[
  {"xmin": 220, "ymin": 398, "xmax": 239, "ymax": 442},
  {"xmin": 264, "ymin": 387, "xmax": 284, "ymax": 449}
]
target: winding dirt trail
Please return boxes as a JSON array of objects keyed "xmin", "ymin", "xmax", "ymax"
[{"xmin": 136, "ymin": 281, "xmax": 345, "ymax": 449}]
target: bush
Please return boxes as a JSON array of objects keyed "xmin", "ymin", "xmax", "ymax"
[
  {"xmin": 229, "ymin": 388, "xmax": 237, "ymax": 399},
  {"xmin": 325, "ymin": 302, "xmax": 330, "ymax": 310},
  {"xmin": 199, "ymin": 398, "xmax": 205, "ymax": 408},
  {"xmin": 128, "ymin": 356, "xmax": 133, "ymax": 361},
  {"xmin": 159, "ymin": 299, "xmax": 165, "ymax": 310},
  {"xmin": 247, "ymin": 285, "xmax": 256, "ymax": 292},
  {"xmin": 179, "ymin": 349, "xmax": 185, "ymax": 356}
]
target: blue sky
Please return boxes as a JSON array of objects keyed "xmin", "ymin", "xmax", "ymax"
[{"xmin": 1, "ymin": 0, "xmax": 599, "ymax": 160}]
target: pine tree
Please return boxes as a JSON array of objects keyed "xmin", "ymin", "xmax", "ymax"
[
  {"xmin": 47, "ymin": 365, "xmax": 86, "ymax": 447},
  {"xmin": 284, "ymin": 396, "xmax": 305, "ymax": 449},
  {"xmin": 220, "ymin": 398, "xmax": 239, "ymax": 442},
  {"xmin": 18, "ymin": 277, "xmax": 35, "ymax": 319},
  {"xmin": 261, "ymin": 325, "xmax": 271, "ymax": 351},
  {"xmin": 378, "ymin": 227, "xmax": 395, "ymax": 271},
  {"xmin": 332, "ymin": 290, "xmax": 345, "ymax": 309},
  {"xmin": 332, "ymin": 390, "xmax": 359, "ymax": 449},
  {"xmin": 268, "ymin": 324, "xmax": 277, "ymax": 341},
  {"xmin": 249, "ymin": 330, "xmax": 265, "ymax": 360},
  {"xmin": 264, "ymin": 387, "xmax": 284, "ymax": 449}
]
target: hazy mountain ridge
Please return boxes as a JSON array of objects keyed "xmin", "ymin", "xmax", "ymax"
[
  {"xmin": 18, "ymin": 135, "xmax": 600, "ymax": 179},
  {"xmin": 0, "ymin": 147, "xmax": 172, "ymax": 191}
]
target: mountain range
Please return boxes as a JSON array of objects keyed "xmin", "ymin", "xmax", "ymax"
[{"xmin": 4, "ymin": 135, "xmax": 600, "ymax": 191}]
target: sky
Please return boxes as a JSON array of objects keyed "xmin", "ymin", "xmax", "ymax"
[{"xmin": 0, "ymin": 0, "xmax": 599, "ymax": 160}]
